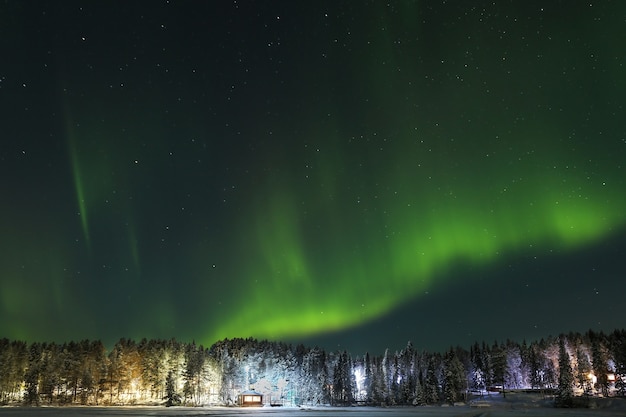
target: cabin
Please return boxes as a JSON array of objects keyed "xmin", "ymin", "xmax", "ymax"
[{"xmin": 238, "ymin": 389, "xmax": 263, "ymax": 407}]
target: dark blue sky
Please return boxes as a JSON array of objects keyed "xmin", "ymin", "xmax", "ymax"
[{"xmin": 1, "ymin": 0, "xmax": 625, "ymax": 355}]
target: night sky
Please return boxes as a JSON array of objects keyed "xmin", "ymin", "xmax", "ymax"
[{"xmin": 1, "ymin": 1, "xmax": 625, "ymax": 355}]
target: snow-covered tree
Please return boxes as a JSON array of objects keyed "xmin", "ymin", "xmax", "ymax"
[
  {"xmin": 480, "ymin": 342, "xmax": 494, "ymax": 390},
  {"xmin": 527, "ymin": 342, "xmax": 542, "ymax": 390},
  {"xmin": 591, "ymin": 332, "xmax": 610, "ymax": 396},
  {"xmin": 575, "ymin": 345, "xmax": 592, "ymax": 394},
  {"xmin": 0, "ymin": 339, "xmax": 28, "ymax": 404},
  {"xmin": 504, "ymin": 344, "xmax": 523, "ymax": 389},
  {"xmin": 610, "ymin": 329, "xmax": 626, "ymax": 397},
  {"xmin": 368, "ymin": 354, "xmax": 386, "ymax": 405},
  {"xmin": 164, "ymin": 370, "xmax": 181, "ymax": 406},
  {"xmin": 183, "ymin": 342, "xmax": 205, "ymax": 406},
  {"xmin": 331, "ymin": 351, "xmax": 354, "ymax": 405},
  {"xmin": 556, "ymin": 337, "xmax": 574, "ymax": 407},
  {"xmin": 442, "ymin": 348, "xmax": 465, "ymax": 404},
  {"xmin": 423, "ymin": 355, "xmax": 440, "ymax": 404},
  {"xmin": 23, "ymin": 342, "xmax": 42, "ymax": 405},
  {"xmin": 490, "ymin": 342, "xmax": 507, "ymax": 391},
  {"xmin": 469, "ymin": 342, "xmax": 485, "ymax": 392}
]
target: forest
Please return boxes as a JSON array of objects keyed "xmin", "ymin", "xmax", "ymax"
[{"xmin": 0, "ymin": 328, "xmax": 624, "ymax": 407}]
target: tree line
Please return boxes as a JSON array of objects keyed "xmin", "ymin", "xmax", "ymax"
[{"xmin": 0, "ymin": 328, "xmax": 624, "ymax": 407}]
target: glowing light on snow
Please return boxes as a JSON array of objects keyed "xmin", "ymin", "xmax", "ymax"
[{"xmin": 354, "ymin": 367, "xmax": 365, "ymax": 398}]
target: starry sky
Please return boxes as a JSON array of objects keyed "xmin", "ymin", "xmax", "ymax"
[{"xmin": 1, "ymin": 0, "xmax": 625, "ymax": 355}]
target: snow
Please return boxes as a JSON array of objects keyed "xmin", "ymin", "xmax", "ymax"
[
  {"xmin": 0, "ymin": 405, "xmax": 624, "ymax": 417},
  {"xmin": 1, "ymin": 394, "xmax": 625, "ymax": 417}
]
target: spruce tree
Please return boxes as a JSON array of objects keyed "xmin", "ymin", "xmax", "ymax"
[
  {"xmin": 164, "ymin": 370, "xmax": 181, "ymax": 406},
  {"xmin": 23, "ymin": 343, "xmax": 42, "ymax": 406},
  {"xmin": 469, "ymin": 342, "xmax": 485, "ymax": 392},
  {"xmin": 556, "ymin": 337, "xmax": 574, "ymax": 407},
  {"xmin": 490, "ymin": 342, "xmax": 507, "ymax": 392},
  {"xmin": 399, "ymin": 342, "xmax": 416, "ymax": 404},
  {"xmin": 363, "ymin": 353, "xmax": 372, "ymax": 403},
  {"xmin": 442, "ymin": 349, "xmax": 465, "ymax": 404},
  {"xmin": 611, "ymin": 329, "xmax": 626, "ymax": 397},
  {"xmin": 575, "ymin": 346, "xmax": 591, "ymax": 395},
  {"xmin": 390, "ymin": 355, "xmax": 401, "ymax": 405},
  {"xmin": 413, "ymin": 370, "xmax": 425, "ymax": 405},
  {"xmin": 527, "ymin": 343, "xmax": 542, "ymax": 390},
  {"xmin": 591, "ymin": 334, "xmax": 610, "ymax": 396},
  {"xmin": 423, "ymin": 355, "xmax": 440, "ymax": 404},
  {"xmin": 332, "ymin": 351, "xmax": 354, "ymax": 405},
  {"xmin": 369, "ymin": 356, "xmax": 386, "ymax": 405}
]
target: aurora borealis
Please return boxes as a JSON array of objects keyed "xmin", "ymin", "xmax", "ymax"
[{"xmin": 1, "ymin": 1, "xmax": 625, "ymax": 354}]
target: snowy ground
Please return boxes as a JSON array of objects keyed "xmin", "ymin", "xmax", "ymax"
[
  {"xmin": 1, "ymin": 394, "xmax": 625, "ymax": 417},
  {"xmin": 0, "ymin": 406, "xmax": 625, "ymax": 417}
]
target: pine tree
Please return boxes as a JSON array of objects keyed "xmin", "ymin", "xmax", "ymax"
[
  {"xmin": 610, "ymin": 329, "xmax": 626, "ymax": 397},
  {"xmin": 505, "ymin": 344, "xmax": 523, "ymax": 389},
  {"xmin": 413, "ymin": 370, "xmax": 425, "ymax": 405},
  {"xmin": 398, "ymin": 342, "xmax": 416, "ymax": 405},
  {"xmin": 332, "ymin": 351, "xmax": 354, "ymax": 405},
  {"xmin": 556, "ymin": 337, "xmax": 574, "ymax": 407},
  {"xmin": 164, "ymin": 370, "xmax": 181, "ymax": 406},
  {"xmin": 23, "ymin": 343, "xmax": 42, "ymax": 406},
  {"xmin": 390, "ymin": 354, "xmax": 401, "ymax": 405},
  {"xmin": 469, "ymin": 342, "xmax": 485, "ymax": 392},
  {"xmin": 362, "ymin": 353, "xmax": 372, "ymax": 403},
  {"xmin": 480, "ymin": 342, "xmax": 494, "ymax": 391},
  {"xmin": 590, "ymin": 333, "xmax": 610, "ymax": 396},
  {"xmin": 311, "ymin": 348, "xmax": 330, "ymax": 405},
  {"xmin": 183, "ymin": 342, "xmax": 207, "ymax": 406},
  {"xmin": 317, "ymin": 350, "xmax": 331, "ymax": 405},
  {"xmin": 0, "ymin": 340, "xmax": 28, "ymax": 404},
  {"xmin": 491, "ymin": 342, "xmax": 506, "ymax": 392},
  {"xmin": 369, "ymin": 356, "xmax": 386, "ymax": 405},
  {"xmin": 423, "ymin": 355, "xmax": 439, "ymax": 404},
  {"xmin": 575, "ymin": 346, "xmax": 592, "ymax": 395},
  {"xmin": 527, "ymin": 342, "xmax": 542, "ymax": 390},
  {"xmin": 518, "ymin": 340, "xmax": 531, "ymax": 389},
  {"xmin": 442, "ymin": 348, "xmax": 465, "ymax": 404}
]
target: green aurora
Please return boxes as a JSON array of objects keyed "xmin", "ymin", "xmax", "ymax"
[
  {"xmin": 205, "ymin": 135, "xmax": 624, "ymax": 344},
  {"xmin": 1, "ymin": 1, "xmax": 625, "ymax": 353},
  {"xmin": 56, "ymin": 98, "xmax": 626, "ymax": 349}
]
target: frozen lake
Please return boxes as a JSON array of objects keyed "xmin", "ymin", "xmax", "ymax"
[{"xmin": 1, "ymin": 404, "xmax": 626, "ymax": 417}]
